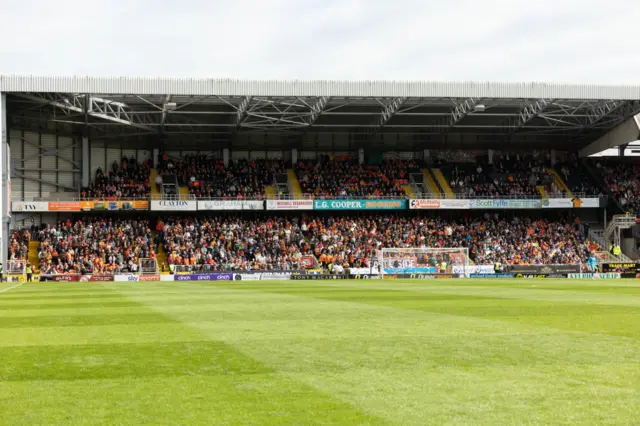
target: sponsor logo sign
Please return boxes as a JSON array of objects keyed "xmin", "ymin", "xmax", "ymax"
[
  {"xmin": 601, "ymin": 263, "xmax": 640, "ymax": 273},
  {"xmin": 160, "ymin": 275, "xmax": 174, "ymax": 281},
  {"xmin": 452, "ymin": 265, "xmax": 495, "ymax": 274},
  {"xmin": 291, "ymin": 274, "xmax": 349, "ymax": 280},
  {"xmin": 174, "ymin": 273, "xmax": 234, "ymax": 281},
  {"xmin": 12, "ymin": 201, "xmax": 49, "ymax": 212},
  {"xmin": 80, "ymin": 200, "xmax": 149, "ymax": 211},
  {"xmin": 86, "ymin": 275, "xmax": 115, "ymax": 282},
  {"xmin": 409, "ymin": 199, "xmax": 470, "ymax": 209},
  {"xmin": 350, "ymin": 274, "xmax": 379, "ymax": 280},
  {"xmin": 139, "ymin": 274, "xmax": 161, "ymax": 281},
  {"xmin": 313, "ymin": 199, "xmax": 406, "ymax": 210},
  {"xmin": 198, "ymin": 200, "xmax": 263, "ymax": 210},
  {"xmin": 509, "ymin": 264, "xmax": 581, "ymax": 274},
  {"xmin": 39, "ymin": 274, "xmax": 82, "ymax": 282},
  {"xmin": 469, "ymin": 199, "xmax": 542, "ymax": 209},
  {"xmin": 114, "ymin": 275, "xmax": 139, "ymax": 282},
  {"xmin": 151, "ymin": 200, "xmax": 197, "ymax": 211},
  {"xmin": 567, "ymin": 273, "xmax": 620, "ymax": 279},
  {"xmin": 266, "ymin": 200, "xmax": 313, "ymax": 211},
  {"xmin": 48, "ymin": 202, "xmax": 81, "ymax": 212},
  {"xmin": 470, "ymin": 273, "xmax": 515, "ymax": 278},
  {"xmin": 234, "ymin": 273, "xmax": 263, "ymax": 281},
  {"xmin": 515, "ymin": 274, "xmax": 567, "ymax": 279}
]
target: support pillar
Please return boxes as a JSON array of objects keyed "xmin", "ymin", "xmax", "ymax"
[
  {"xmin": 550, "ymin": 149, "xmax": 557, "ymax": 165},
  {"xmin": 292, "ymin": 148, "xmax": 298, "ymax": 165},
  {"xmin": 223, "ymin": 149, "xmax": 229, "ymax": 167},
  {"xmin": 82, "ymin": 136, "xmax": 90, "ymax": 188},
  {"xmin": 0, "ymin": 92, "xmax": 9, "ymax": 269},
  {"xmin": 152, "ymin": 148, "xmax": 159, "ymax": 168},
  {"xmin": 488, "ymin": 149, "xmax": 494, "ymax": 165},
  {"xmin": 358, "ymin": 148, "xmax": 364, "ymax": 165}
]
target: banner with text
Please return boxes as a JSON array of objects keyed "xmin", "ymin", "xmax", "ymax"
[
  {"xmin": 469, "ymin": 199, "xmax": 542, "ymax": 209},
  {"xmin": 80, "ymin": 200, "xmax": 149, "ymax": 211},
  {"xmin": 542, "ymin": 198, "xmax": 600, "ymax": 208},
  {"xmin": 266, "ymin": 200, "xmax": 314, "ymax": 211},
  {"xmin": 12, "ymin": 201, "xmax": 49, "ymax": 212},
  {"xmin": 409, "ymin": 199, "xmax": 470, "ymax": 209},
  {"xmin": 314, "ymin": 199, "xmax": 406, "ymax": 211},
  {"xmin": 151, "ymin": 200, "xmax": 197, "ymax": 211},
  {"xmin": 198, "ymin": 200, "xmax": 263, "ymax": 211},
  {"xmin": 174, "ymin": 273, "xmax": 234, "ymax": 281}
]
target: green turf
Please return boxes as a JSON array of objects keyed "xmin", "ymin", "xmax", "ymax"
[{"xmin": 1, "ymin": 279, "xmax": 639, "ymax": 425}]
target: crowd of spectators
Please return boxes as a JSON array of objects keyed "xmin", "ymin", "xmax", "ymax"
[
  {"xmin": 158, "ymin": 153, "xmax": 284, "ymax": 198},
  {"xmin": 81, "ymin": 157, "xmax": 151, "ymax": 199},
  {"xmin": 295, "ymin": 156, "xmax": 419, "ymax": 198},
  {"xmin": 35, "ymin": 217, "xmax": 155, "ymax": 274},
  {"xmin": 8, "ymin": 229, "xmax": 31, "ymax": 261},
  {"xmin": 597, "ymin": 161, "xmax": 640, "ymax": 213},
  {"xmin": 159, "ymin": 216, "xmax": 310, "ymax": 271},
  {"xmin": 159, "ymin": 213, "xmax": 593, "ymax": 271},
  {"xmin": 445, "ymin": 152, "xmax": 555, "ymax": 197}
]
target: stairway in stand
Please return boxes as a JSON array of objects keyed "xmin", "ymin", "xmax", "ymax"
[
  {"xmin": 286, "ymin": 169, "xmax": 303, "ymax": 199},
  {"xmin": 28, "ymin": 241, "xmax": 40, "ymax": 272},
  {"xmin": 149, "ymin": 168, "xmax": 162, "ymax": 198},
  {"xmin": 153, "ymin": 230, "xmax": 169, "ymax": 274}
]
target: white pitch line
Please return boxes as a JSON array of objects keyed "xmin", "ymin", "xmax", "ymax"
[{"xmin": 0, "ymin": 281, "xmax": 27, "ymax": 294}]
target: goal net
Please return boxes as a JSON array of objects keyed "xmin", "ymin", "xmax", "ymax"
[
  {"xmin": 138, "ymin": 258, "xmax": 158, "ymax": 275},
  {"xmin": 7, "ymin": 260, "xmax": 27, "ymax": 281},
  {"xmin": 376, "ymin": 248, "xmax": 469, "ymax": 278}
]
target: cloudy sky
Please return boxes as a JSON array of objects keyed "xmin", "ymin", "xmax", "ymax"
[{"xmin": 1, "ymin": 0, "xmax": 639, "ymax": 83}]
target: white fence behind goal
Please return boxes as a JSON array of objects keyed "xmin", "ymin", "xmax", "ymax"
[
  {"xmin": 7, "ymin": 260, "xmax": 26, "ymax": 279},
  {"xmin": 139, "ymin": 258, "xmax": 158, "ymax": 275},
  {"xmin": 377, "ymin": 248, "xmax": 470, "ymax": 278}
]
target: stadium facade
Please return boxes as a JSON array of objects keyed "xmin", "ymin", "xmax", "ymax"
[{"xmin": 2, "ymin": 75, "xmax": 640, "ymax": 268}]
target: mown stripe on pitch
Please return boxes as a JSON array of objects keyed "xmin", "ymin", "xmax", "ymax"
[{"xmin": 0, "ymin": 312, "xmax": 179, "ymax": 329}]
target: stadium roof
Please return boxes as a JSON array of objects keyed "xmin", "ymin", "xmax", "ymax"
[{"xmin": 3, "ymin": 74, "xmax": 640, "ymax": 151}]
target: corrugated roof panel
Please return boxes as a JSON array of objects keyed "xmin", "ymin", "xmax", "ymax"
[{"xmin": 3, "ymin": 74, "xmax": 640, "ymax": 100}]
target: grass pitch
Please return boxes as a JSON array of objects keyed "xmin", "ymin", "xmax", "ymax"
[{"xmin": 1, "ymin": 279, "xmax": 639, "ymax": 425}]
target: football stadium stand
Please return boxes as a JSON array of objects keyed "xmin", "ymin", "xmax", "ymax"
[{"xmin": 3, "ymin": 75, "xmax": 640, "ymax": 275}]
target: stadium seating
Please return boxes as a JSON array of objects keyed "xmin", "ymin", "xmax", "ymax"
[
  {"xmin": 8, "ymin": 229, "xmax": 30, "ymax": 261},
  {"xmin": 596, "ymin": 161, "xmax": 640, "ymax": 213},
  {"xmin": 441, "ymin": 152, "xmax": 558, "ymax": 197},
  {"xmin": 157, "ymin": 154, "xmax": 284, "ymax": 198},
  {"xmin": 159, "ymin": 214, "xmax": 592, "ymax": 270},
  {"xmin": 81, "ymin": 157, "xmax": 151, "ymax": 199},
  {"xmin": 35, "ymin": 217, "xmax": 155, "ymax": 274},
  {"xmin": 295, "ymin": 156, "xmax": 419, "ymax": 198},
  {"xmin": 160, "ymin": 216, "xmax": 311, "ymax": 271}
]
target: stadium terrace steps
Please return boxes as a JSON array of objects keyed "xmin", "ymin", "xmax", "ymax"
[
  {"xmin": 536, "ymin": 185, "xmax": 547, "ymax": 197},
  {"xmin": 421, "ymin": 169, "xmax": 442, "ymax": 199},
  {"xmin": 149, "ymin": 168, "xmax": 162, "ymax": 198},
  {"xmin": 546, "ymin": 168, "xmax": 573, "ymax": 198},
  {"xmin": 287, "ymin": 169, "xmax": 304, "ymax": 199},
  {"xmin": 178, "ymin": 186, "xmax": 191, "ymax": 200},
  {"xmin": 154, "ymin": 232, "xmax": 169, "ymax": 274},
  {"xmin": 264, "ymin": 186, "xmax": 276, "ymax": 197},
  {"xmin": 28, "ymin": 240, "xmax": 40, "ymax": 272},
  {"xmin": 431, "ymin": 169, "xmax": 455, "ymax": 199},
  {"xmin": 403, "ymin": 185, "xmax": 415, "ymax": 197}
]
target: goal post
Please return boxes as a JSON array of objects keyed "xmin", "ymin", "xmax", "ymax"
[
  {"xmin": 377, "ymin": 248, "xmax": 470, "ymax": 278},
  {"xmin": 6, "ymin": 260, "xmax": 27, "ymax": 282},
  {"xmin": 138, "ymin": 258, "xmax": 158, "ymax": 275}
]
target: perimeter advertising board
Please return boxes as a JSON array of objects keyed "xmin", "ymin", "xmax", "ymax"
[
  {"xmin": 80, "ymin": 200, "xmax": 149, "ymax": 211},
  {"xmin": 470, "ymin": 199, "xmax": 542, "ymax": 209},
  {"xmin": 11, "ymin": 201, "xmax": 49, "ymax": 212},
  {"xmin": 198, "ymin": 200, "xmax": 263, "ymax": 210},
  {"xmin": 313, "ymin": 199, "xmax": 406, "ymax": 210},
  {"xmin": 151, "ymin": 200, "xmax": 197, "ymax": 211},
  {"xmin": 266, "ymin": 200, "xmax": 314, "ymax": 210},
  {"xmin": 409, "ymin": 199, "xmax": 470, "ymax": 209}
]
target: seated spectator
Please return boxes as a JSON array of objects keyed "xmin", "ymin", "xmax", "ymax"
[
  {"xmin": 162, "ymin": 216, "xmax": 309, "ymax": 271},
  {"xmin": 81, "ymin": 157, "xmax": 151, "ymax": 199},
  {"xmin": 295, "ymin": 156, "xmax": 419, "ymax": 198},
  {"xmin": 157, "ymin": 154, "xmax": 283, "ymax": 199},
  {"xmin": 9, "ymin": 229, "xmax": 30, "ymax": 261},
  {"xmin": 36, "ymin": 217, "xmax": 154, "ymax": 274},
  {"xmin": 446, "ymin": 152, "xmax": 552, "ymax": 198},
  {"xmin": 598, "ymin": 161, "xmax": 640, "ymax": 213}
]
